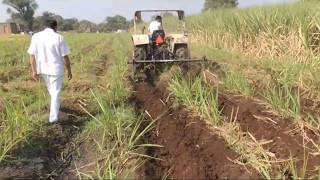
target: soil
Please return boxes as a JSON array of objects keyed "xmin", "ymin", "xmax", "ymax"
[
  {"xmin": 0, "ymin": 68, "xmax": 24, "ymax": 83},
  {"xmin": 68, "ymin": 79, "xmax": 93, "ymax": 93},
  {"xmin": 218, "ymin": 90, "xmax": 320, "ymax": 177},
  {"xmin": 91, "ymin": 60, "xmax": 109, "ymax": 76},
  {"xmin": 301, "ymin": 96, "xmax": 320, "ymax": 118},
  {"xmin": 0, "ymin": 100, "xmax": 89, "ymax": 179},
  {"xmin": 133, "ymin": 82, "xmax": 260, "ymax": 179}
]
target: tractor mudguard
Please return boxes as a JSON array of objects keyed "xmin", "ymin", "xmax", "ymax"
[{"xmin": 132, "ymin": 35, "xmax": 150, "ymax": 46}]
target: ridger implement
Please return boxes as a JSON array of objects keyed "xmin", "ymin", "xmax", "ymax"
[{"xmin": 129, "ymin": 10, "xmax": 207, "ymax": 80}]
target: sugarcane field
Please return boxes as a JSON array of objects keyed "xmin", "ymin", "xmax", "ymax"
[{"xmin": 0, "ymin": 0, "xmax": 320, "ymax": 179}]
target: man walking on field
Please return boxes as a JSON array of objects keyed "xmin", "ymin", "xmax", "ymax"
[{"xmin": 28, "ymin": 19, "xmax": 72, "ymax": 123}]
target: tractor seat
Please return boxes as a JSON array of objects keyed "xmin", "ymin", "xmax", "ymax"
[{"xmin": 151, "ymin": 30, "xmax": 165, "ymax": 45}]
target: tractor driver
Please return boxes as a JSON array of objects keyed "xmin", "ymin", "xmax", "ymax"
[{"xmin": 148, "ymin": 15, "xmax": 163, "ymax": 35}]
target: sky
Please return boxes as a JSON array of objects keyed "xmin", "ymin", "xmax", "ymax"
[{"xmin": 0, "ymin": 0, "xmax": 295, "ymax": 23}]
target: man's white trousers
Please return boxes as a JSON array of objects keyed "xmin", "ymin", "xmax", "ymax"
[{"xmin": 42, "ymin": 75, "xmax": 63, "ymax": 123}]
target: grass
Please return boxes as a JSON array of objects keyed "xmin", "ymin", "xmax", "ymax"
[
  {"xmin": 70, "ymin": 34, "xmax": 155, "ymax": 179},
  {"xmin": 189, "ymin": 1, "xmax": 320, "ymax": 61},
  {"xmin": 221, "ymin": 69, "xmax": 254, "ymax": 96},
  {"xmin": 78, "ymin": 92, "xmax": 153, "ymax": 179},
  {"xmin": 169, "ymin": 70, "xmax": 220, "ymax": 125},
  {"xmin": 0, "ymin": 100, "xmax": 32, "ymax": 162},
  {"xmin": 263, "ymin": 83, "xmax": 301, "ymax": 118}
]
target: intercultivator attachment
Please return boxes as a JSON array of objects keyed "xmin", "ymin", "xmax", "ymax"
[
  {"xmin": 132, "ymin": 57, "xmax": 207, "ymax": 64},
  {"xmin": 129, "ymin": 56, "xmax": 208, "ymax": 81}
]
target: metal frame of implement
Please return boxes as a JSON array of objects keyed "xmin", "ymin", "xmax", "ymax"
[{"xmin": 129, "ymin": 57, "xmax": 208, "ymax": 64}]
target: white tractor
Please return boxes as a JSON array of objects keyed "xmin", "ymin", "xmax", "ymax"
[{"xmin": 130, "ymin": 10, "xmax": 207, "ymax": 80}]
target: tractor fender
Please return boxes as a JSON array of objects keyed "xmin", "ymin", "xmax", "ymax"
[
  {"xmin": 132, "ymin": 34, "xmax": 150, "ymax": 46},
  {"xmin": 170, "ymin": 34, "xmax": 189, "ymax": 52}
]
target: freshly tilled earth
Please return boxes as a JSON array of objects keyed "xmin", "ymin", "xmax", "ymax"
[{"xmin": 133, "ymin": 82, "xmax": 260, "ymax": 179}]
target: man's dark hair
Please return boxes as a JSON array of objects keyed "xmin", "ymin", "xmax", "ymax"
[
  {"xmin": 155, "ymin": 16, "xmax": 162, "ymax": 21},
  {"xmin": 45, "ymin": 19, "xmax": 58, "ymax": 29}
]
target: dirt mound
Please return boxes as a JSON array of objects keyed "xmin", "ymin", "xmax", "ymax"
[
  {"xmin": 133, "ymin": 83, "xmax": 259, "ymax": 179},
  {"xmin": 218, "ymin": 91, "xmax": 320, "ymax": 177}
]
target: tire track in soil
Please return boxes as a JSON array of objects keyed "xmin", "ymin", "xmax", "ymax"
[
  {"xmin": 133, "ymin": 82, "xmax": 260, "ymax": 179},
  {"xmin": 217, "ymin": 90, "xmax": 320, "ymax": 177}
]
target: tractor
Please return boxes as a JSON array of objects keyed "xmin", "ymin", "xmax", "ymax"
[{"xmin": 130, "ymin": 10, "xmax": 207, "ymax": 81}]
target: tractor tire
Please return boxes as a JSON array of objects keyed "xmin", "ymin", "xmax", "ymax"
[
  {"xmin": 175, "ymin": 46, "xmax": 190, "ymax": 74},
  {"xmin": 133, "ymin": 46, "xmax": 147, "ymax": 80},
  {"xmin": 134, "ymin": 46, "xmax": 147, "ymax": 60},
  {"xmin": 175, "ymin": 46, "xmax": 189, "ymax": 60}
]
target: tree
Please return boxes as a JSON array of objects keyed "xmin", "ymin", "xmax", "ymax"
[
  {"xmin": 60, "ymin": 18, "xmax": 79, "ymax": 31},
  {"xmin": 2, "ymin": 0, "xmax": 38, "ymax": 30},
  {"xmin": 105, "ymin": 15, "xmax": 130, "ymax": 32},
  {"xmin": 32, "ymin": 11, "xmax": 62, "ymax": 31},
  {"xmin": 203, "ymin": 0, "xmax": 238, "ymax": 11},
  {"xmin": 32, "ymin": 11, "xmax": 79, "ymax": 32},
  {"xmin": 77, "ymin": 20, "xmax": 98, "ymax": 33}
]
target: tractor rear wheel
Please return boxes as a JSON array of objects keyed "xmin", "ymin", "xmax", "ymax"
[
  {"xmin": 133, "ymin": 46, "xmax": 147, "ymax": 80},
  {"xmin": 175, "ymin": 46, "xmax": 190, "ymax": 74},
  {"xmin": 134, "ymin": 46, "xmax": 147, "ymax": 60},
  {"xmin": 175, "ymin": 46, "xmax": 189, "ymax": 60}
]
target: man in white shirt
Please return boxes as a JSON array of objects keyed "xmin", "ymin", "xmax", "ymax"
[
  {"xmin": 148, "ymin": 15, "xmax": 163, "ymax": 35},
  {"xmin": 28, "ymin": 19, "xmax": 72, "ymax": 123}
]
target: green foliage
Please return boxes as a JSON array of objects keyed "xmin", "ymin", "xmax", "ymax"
[
  {"xmin": 190, "ymin": 1, "xmax": 320, "ymax": 50},
  {"xmin": 169, "ymin": 72, "xmax": 220, "ymax": 125},
  {"xmin": 100, "ymin": 15, "xmax": 130, "ymax": 32},
  {"xmin": 32, "ymin": 13, "xmax": 130, "ymax": 32},
  {"xmin": 2, "ymin": 0, "xmax": 38, "ymax": 30},
  {"xmin": 263, "ymin": 68, "xmax": 301, "ymax": 117},
  {"xmin": 33, "ymin": 11, "xmax": 63, "ymax": 31},
  {"xmin": 203, "ymin": 0, "xmax": 238, "ymax": 11},
  {"xmin": 77, "ymin": 20, "xmax": 98, "ymax": 33},
  {"xmin": 0, "ymin": 100, "xmax": 31, "ymax": 162},
  {"xmin": 32, "ymin": 11, "xmax": 98, "ymax": 32},
  {"xmin": 33, "ymin": 11, "xmax": 80, "ymax": 32},
  {"xmin": 222, "ymin": 69, "xmax": 254, "ymax": 96}
]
